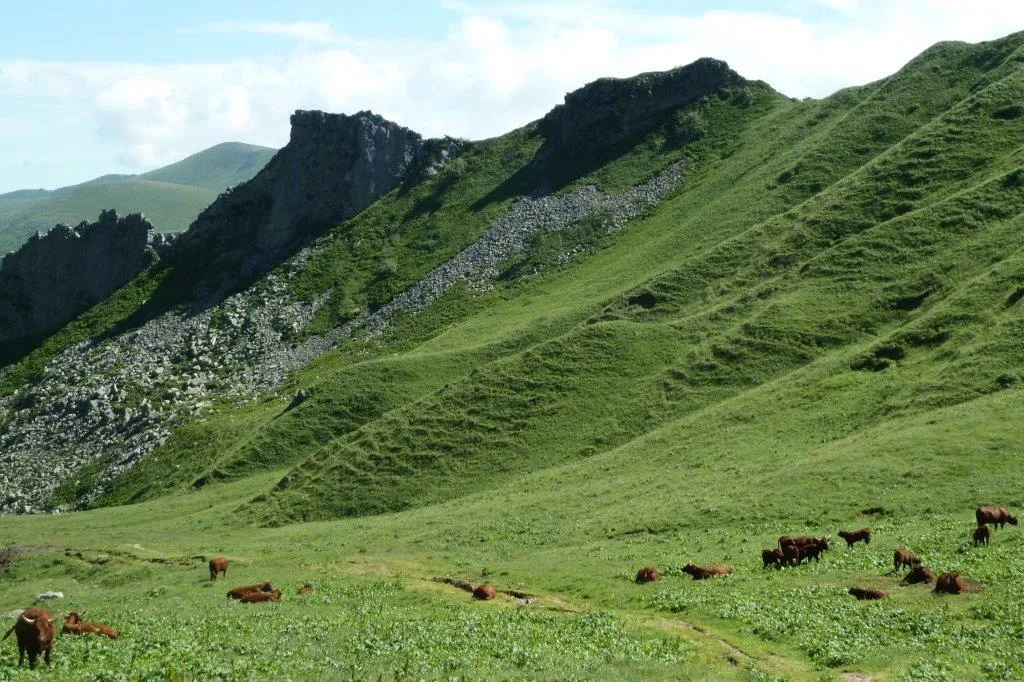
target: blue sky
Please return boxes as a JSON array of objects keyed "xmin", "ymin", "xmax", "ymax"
[{"xmin": 2, "ymin": 1, "xmax": 1023, "ymax": 193}]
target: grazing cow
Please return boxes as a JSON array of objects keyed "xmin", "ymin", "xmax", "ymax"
[
  {"xmin": 903, "ymin": 564, "xmax": 935, "ymax": 585},
  {"xmin": 297, "ymin": 583, "xmax": 315, "ymax": 596},
  {"xmin": 893, "ymin": 548, "xmax": 921, "ymax": 572},
  {"xmin": 227, "ymin": 581, "xmax": 274, "ymax": 600},
  {"xmin": 635, "ymin": 567, "xmax": 660, "ymax": 584},
  {"xmin": 974, "ymin": 524, "xmax": 991, "ymax": 547},
  {"xmin": 472, "ymin": 583, "xmax": 497, "ymax": 600},
  {"xmin": 934, "ymin": 572, "xmax": 966, "ymax": 595},
  {"xmin": 849, "ymin": 587, "xmax": 886, "ymax": 600},
  {"xmin": 62, "ymin": 613, "xmax": 118, "ymax": 640},
  {"xmin": 239, "ymin": 589, "xmax": 282, "ymax": 603},
  {"xmin": 838, "ymin": 528, "xmax": 872, "ymax": 548},
  {"xmin": 2, "ymin": 606, "xmax": 55, "ymax": 670},
  {"xmin": 208, "ymin": 556, "xmax": 229, "ymax": 581},
  {"xmin": 976, "ymin": 506, "xmax": 1018, "ymax": 530},
  {"xmin": 761, "ymin": 548, "xmax": 784, "ymax": 568},
  {"xmin": 682, "ymin": 563, "xmax": 732, "ymax": 580}
]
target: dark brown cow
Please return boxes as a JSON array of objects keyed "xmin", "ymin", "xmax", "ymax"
[
  {"xmin": 802, "ymin": 539, "xmax": 829, "ymax": 563},
  {"xmin": 893, "ymin": 548, "xmax": 921, "ymax": 571},
  {"xmin": 934, "ymin": 572, "xmax": 966, "ymax": 595},
  {"xmin": 838, "ymin": 528, "xmax": 872, "ymax": 548},
  {"xmin": 634, "ymin": 567, "xmax": 660, "ymax": 584},
  {"xmin": 682, "ymin": 563, "xmax": 732, "ymax": 580},
  {"xmin": 62, "ymin": 613, "xmax": 118, "ymax": 640},
  {"xmin": 297, "ymin": 583, "xmax": 315, "ymax": 596},
  {"xmin": 761, "ymin": 548, "xmax": 784, "ymax": 568},
  {"xmin": 781, "ymin": 544, "xmax": 805, "ymax": 567},
  {"xmin": 3, "ymin": 606, "xmax": 55, "ymax": 669},
  {"xmin": 976, "ymin": 506, "xmax": 1017, "ymax": 530},
  {"xmin": 208, "ymin": 556, "xmax": 229, "ymax": 581},
  {"xmin": 239, "ymin": 589, "xmax": 282, "ymax": 603},
  {"xmin": 472, "ymin": 583, "xmax": 497, "ymax": 600},
  {"xmin": 849, "ymin": 587, "xmax": 886, "ymax": 600},
  {"xmin": 227, "ymin": 581, "xmax": 274, "ymax": 600},
  {"xmin": 903, "ymin": 564, "xmax": 935, "ymax": 585},
  {"xmin": 973, "ymin": 524, "xmax": 991, "ymax": 547}
]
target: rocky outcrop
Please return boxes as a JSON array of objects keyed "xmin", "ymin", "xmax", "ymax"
[
  {"xmin": 170, "ymin": 110, "xmax": 453, "ymax": 291},
  {"xmin": 541, "ymin": 58, "xmax": 739, "ymax": 152},
  {"xmin": 0, "ymin": 210, "xmax": 157, "ymax": 343}
]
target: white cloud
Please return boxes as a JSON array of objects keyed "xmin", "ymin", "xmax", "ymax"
[{"xmin": 2, "ymin": 2, "xmax": 1024, "ymax": 184}]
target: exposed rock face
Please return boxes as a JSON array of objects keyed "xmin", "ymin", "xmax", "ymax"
[
  {"xmin": 541, "ymin": 58, "xmax": 738, "ymax": 152},
  {"xmin": 0, "ymin": 210, "xmax": 156, "ymax": 343},
  {"xmin": 171, "ymin": 110, "xmax": 439, "ymax": 290}
]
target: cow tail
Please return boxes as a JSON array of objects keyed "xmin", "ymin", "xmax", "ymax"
[{"xmin": 2, "ymin": 622, "xmax": 15, "ymax": 641}]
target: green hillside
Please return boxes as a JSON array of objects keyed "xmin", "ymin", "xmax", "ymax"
[
  {"xmin": 0, "ymin": 142, "xmax": 276, "ymax": 254},
  {"xmin": 2, "ymin": 34, "xmax": 1024, "ymax": 680}
]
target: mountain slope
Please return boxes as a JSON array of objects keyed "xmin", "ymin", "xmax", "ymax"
[
  {"xmin": 1, "ymin": 33, "xmax": 1024, "ymax": 679},
  {"xmin": 0, "ymin": 142, "xmax": 276, "ymax": 254}
]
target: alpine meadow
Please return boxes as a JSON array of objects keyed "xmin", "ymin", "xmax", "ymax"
[{"xmin": 2, "ymin": 27, "xmax": 1024, "ymax": 681}]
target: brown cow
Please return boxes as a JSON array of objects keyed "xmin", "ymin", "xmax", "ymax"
[
  {"xmin": 208, "ymin": 556, "xmax": 229, "ymax": 581},
  {"xmin": 226, "ymin": 581, "xmax": 274, "ymax": 600},
  {"xmin": 974, "ymin": 524, "xmax": 991, "ymax": 547},
  {"xmin": 239, "ymin": 589, "xmax": 282, "ymax": 603},
  {"xmin": 634, "ymin": 567, "xmax": 660, "ymax": 584},
  {"xmin": 838, "ymin": 528, "xmax": 872, "ymax": 548},
  {"xmin": 903, "ymin": 564, "xmax": 935, "ymax": 585},
  {"xmin": 682, "ymin": 563, "xmax": 732, "ymax": 580},
  {"xmin": 297, "ymin": 583, "xmax": 315, "ymax": 596},
  {"xmin": 802, "ymin": 539, "xmax": 830, "ymax": 563},
  {"xmin": 934, "ymin": 572, "xmax": 966, "ymax": 595},
  {"xmin": 781, "ymin": 544, "xmax": 805, "ymax": 567},
  {"xmin": 62, "ymin": 613, "xmax": 118, "ymax": 640},
  {"xmin": 761, "ymin": 548, "xmax": 784, "ymax": 568},
  {"xmin": 893, "ymin": 548, "xmax": 921, "ymax": 572},
  {"xmin": 976, "ymin": 507, "xmax": 1017, "ymax": 530},
  {"xmin": 849, "ymin": 587, "xmax": 886, "ymax": 600},
  {"xmin": 472, "ymin": 583, "xmax": 497, "ymax": 600},
  {"xmin": 3, "ymin": 606, "xmax": 55, "ymax": 669}
]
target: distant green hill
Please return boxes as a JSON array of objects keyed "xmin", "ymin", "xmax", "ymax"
[{"xmin": 0, "ymin": 142, "xmax": 276, "ymax": 254}]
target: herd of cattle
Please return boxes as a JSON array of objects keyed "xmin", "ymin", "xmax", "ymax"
[
  {"xmin": 2, "ymin": 506, "xmax": 1017, "ymax": 670},
  {"xmin": 636, "ymin": 505, "xmax": 1017, "ymax": 602}
]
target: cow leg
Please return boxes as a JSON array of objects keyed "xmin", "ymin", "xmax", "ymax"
[
  {"xmin": 44, "ymin": 645, "xmax": 51, "ymax": 666},
  {"xmin": 17, "ymin": 642, "xmax": 24, "ymax": 667},
  {"xmin": 28, "ymin": 650, "xmax": 37, "ymax": 670}
]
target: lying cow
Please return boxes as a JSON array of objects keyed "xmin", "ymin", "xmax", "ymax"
[
  {"xmin": 227, "ymin": 581, "xmax": 274, "ymax": 600},
  {"xmin": 473, "ymin": 583, "xmax": 498, "ymax": 600},
  {"xmin": 208, "ymin": 556, "xmax": 229, "ymax": 581},
  {"xmin": 837, "ymin": 528, "xmax": 872, "ymax": 548},
  {"xmin": 2, "ymin": 606, "xmax": 55, "ymax": 669},
  {"xmin": 934, "ymin": 572, "xmax": 965, "ymax": 595},
  {"xmin": 973, "ymin": 524, "xmax": 991, "ymax": 547},
  {"xmin": 893, "ymin": 548, "xmax": 921, "ymax": 572},
  {"xmin": 849, "ymin": 587, "xmax": 886, "ymax": 600},
  {"xmin": 62, "ymin": 613, "xmax": 118, "ymax": 640},
  {"xmin": 903, "ymin": 564, "xmax": 935, "ymax": 585},
  {"xmin": 976, "ymin": 506, "xmax": 1017, "ymax": 530},
  {"xmin": 297, "ymin": 583, "xmax": 315, "ymax": 596},
  {"xmin": 239, "ymin": 589, "xmax": 282, "ymax": 603},
  {"xmin": 635, "ymin": 567, "xmax": 660, "ymax": 584},
  {"xmin": 682, "ymin": 563, "xmax": 732, "ymax": 580}
]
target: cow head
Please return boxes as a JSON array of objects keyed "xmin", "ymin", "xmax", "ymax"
[
  {"xmin": 1009, "ymin": 514, "xmax": 1019, "ymax": 526},
  {"xmin": 816, "ymin": 536, "xmax": 830, "ymax": 550},
  {"xmin": 23, "ymin": 614, "xmax": 55, "ymax": 648},
  {"xmin": 64, "ymin": 612, "xmax": 83, "ymax": 625},
  {"xmin": 259, "ymin": 581, "xmax": 273, "ymax": 592}
]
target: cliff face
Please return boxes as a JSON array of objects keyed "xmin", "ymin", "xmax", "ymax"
[
  {"xmin": 171, "ymin": 110, "xmax": 433, "ymax": 289},
  {"xmin": 541, "ymin": 58, "xmax": 739, "ymax": 152},
  {"xmin": 0, "ymin": 210, "xmax": 159, "ymax": 343}
]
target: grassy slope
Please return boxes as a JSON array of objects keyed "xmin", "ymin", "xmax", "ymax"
[
  {"xmin": 0, "ymin": 143, "xmax": 276, "ymax": 254},
  {"xmin": 3, "ymin": 35, "xmax": 1024, "ymax": 680}
]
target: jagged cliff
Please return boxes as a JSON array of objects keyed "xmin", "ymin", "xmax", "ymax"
[
  {"xmin": 541, "ymin": 57, "xmax": 740, "ymax": 151},
  {"xmin": 0, "ymin": 210, "xmax": 172, "ymax": 343},
  {"xmin": 170, "ymin": 110, "xmax": 451, "ymax": 292}
]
